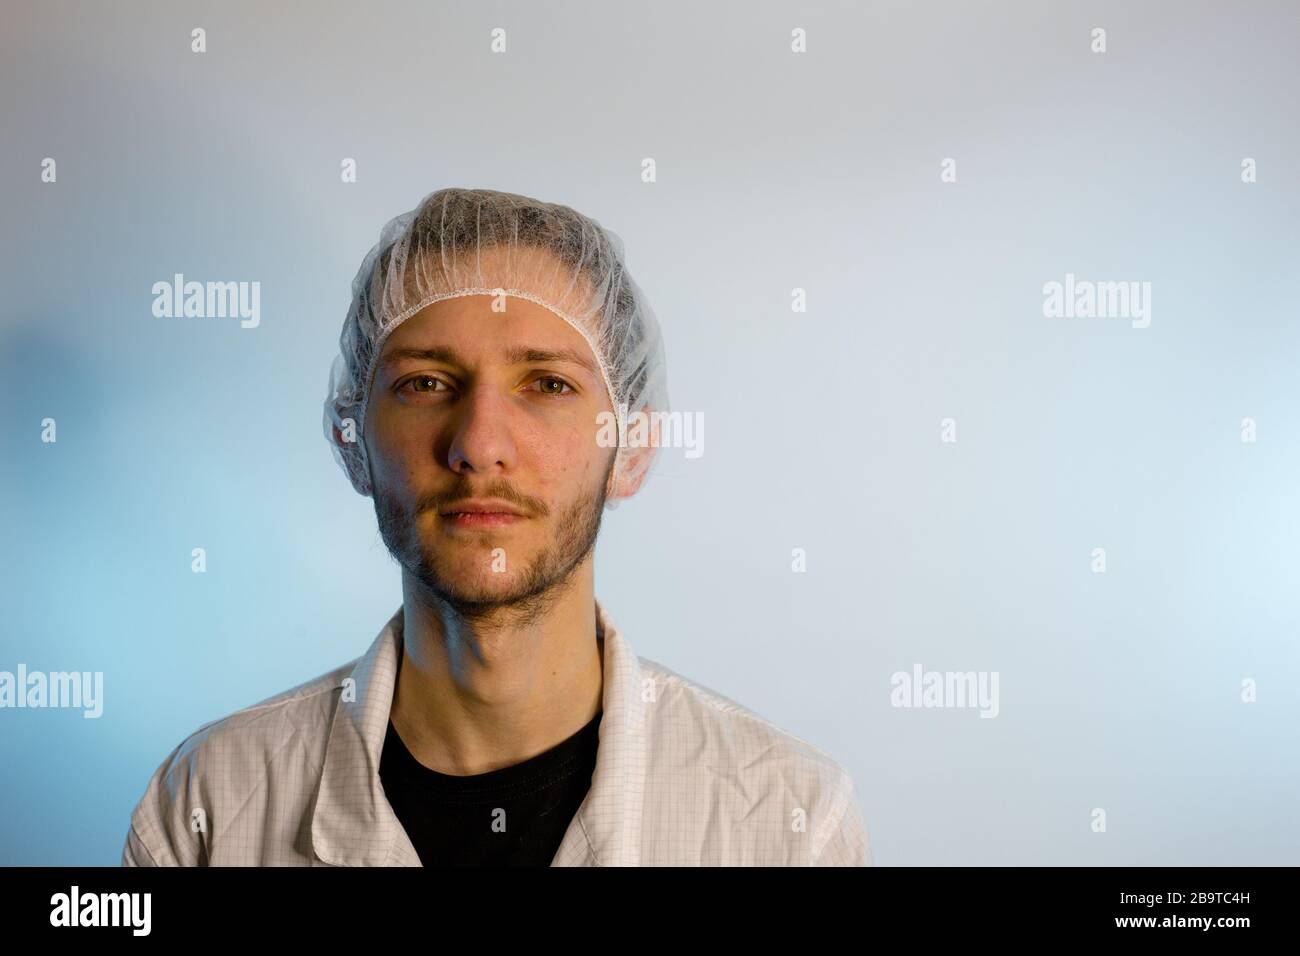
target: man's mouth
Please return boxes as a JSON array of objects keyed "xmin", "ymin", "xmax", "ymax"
[
  {"xmin": 438, "ymin": 499, "xmax": 528, "ymax": 529},
  {"xmin": 441, "ymin": 511, "xmax": 525, "ymax": 529}
]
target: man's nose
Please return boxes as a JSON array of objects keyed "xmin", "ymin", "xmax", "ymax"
[{"xmin": 446, "ymin": 383, "xmax": 519, "ymax": 474}]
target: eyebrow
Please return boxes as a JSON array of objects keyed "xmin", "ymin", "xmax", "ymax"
[{"xmin": 380, "ymin": 344, "xmax": 600, "ymax": 379}]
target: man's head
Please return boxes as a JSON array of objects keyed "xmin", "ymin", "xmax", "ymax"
[
  {"xmin": 364, "ymin": 288, "xmax": 621, "ymax": 615},
  {"xmin": 323, "ymin": 188, "xmax": 669, "ymax": 615}
]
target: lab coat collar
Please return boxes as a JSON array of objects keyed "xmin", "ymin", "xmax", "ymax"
[{"xmin": 311, "ymin": 599, "xmax": 646, "ymax": 866}]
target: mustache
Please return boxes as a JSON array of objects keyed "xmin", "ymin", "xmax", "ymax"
[{"xmin": 413, "ymin": 483, "xmax": 548, "ymax": 518}]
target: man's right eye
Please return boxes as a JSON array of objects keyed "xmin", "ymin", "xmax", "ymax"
[{"xmin": 398, "ymin": 374, "xmax": 447, "ymax": 394}]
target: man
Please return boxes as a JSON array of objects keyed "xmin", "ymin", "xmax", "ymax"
[{"xmin": 121, "ymin": 187, "xmax": 870, "ymax": 866}]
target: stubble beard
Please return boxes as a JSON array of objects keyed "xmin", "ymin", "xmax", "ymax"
[{"xmin": 371, "ymin": 456, "xmax": 614, "ymax": 625}]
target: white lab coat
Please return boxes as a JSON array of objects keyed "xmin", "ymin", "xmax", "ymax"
[{"xmin": 121, "ymin": 601, "xmax": 870, "ymax": 866}]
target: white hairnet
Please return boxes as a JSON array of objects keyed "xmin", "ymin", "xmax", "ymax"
[{"xmin": 324, "ymin": 187, "xmax": 669, "ymax": 509}]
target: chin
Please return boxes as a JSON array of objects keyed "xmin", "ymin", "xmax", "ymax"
[{"xmin": 420, "ymin": 561, "xmax": 521, "ymax": 599}]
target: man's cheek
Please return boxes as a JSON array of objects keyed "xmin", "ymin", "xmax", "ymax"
[
  {"xmin": 537, "ymin": 444, "xmax": 598, "ymax": 491},
  {"xmin": 371, "ymin": 426, "xmax": 424, "ymax": 479},
  {"xmin": 528, "ymin": 429, "xmax": 575, "ymax": 472}
]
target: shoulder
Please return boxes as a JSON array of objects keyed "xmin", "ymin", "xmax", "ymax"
[
  {"xmin": 636, "ymin": 656, "xmax": 869, "ymax": 865},
  {"xmin": 168, "ymin": 660, "xmax": 349, "ymax": 776},
  {"xmin": 639, "ymin": 655, "xmax": 849, "ymax": 780},
  {"xmin": 122, "ymin": 659, "xmax": 353, "ymax": 865}
]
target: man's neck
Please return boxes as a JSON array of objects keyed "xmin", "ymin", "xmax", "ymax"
[{"xmin": 388, "ymin": 569, "xmax": 604, "ymax": 777}]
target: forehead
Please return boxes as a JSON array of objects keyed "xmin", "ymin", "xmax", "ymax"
[
  {"xmin": 374, "ymin": 297, "xmax": 613, "ymax": 414},
  {"xmin": 370, "ymin": 242, "xmax": 614, "ymax": 410},
  {"xmin": 382, "ymin": 291, "xmax": 595, "ymax": 362}
]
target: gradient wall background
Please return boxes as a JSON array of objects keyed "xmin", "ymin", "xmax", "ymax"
[{"xmin": 2, "ymin": 0, "xmax": 1297, "ymax": 865}]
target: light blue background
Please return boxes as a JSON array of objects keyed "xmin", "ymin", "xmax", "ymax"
[{"xmin": 2, "ymin": 0, "xmax": 1297, "ymax": 865}]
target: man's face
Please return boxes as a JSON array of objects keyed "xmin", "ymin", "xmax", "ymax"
[{"xmin": 362, "ymin": 291, "xmax": 618, "ymax": 617}]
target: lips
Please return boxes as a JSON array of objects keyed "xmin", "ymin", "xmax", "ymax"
[
  {"xmin": 439, "ymin": 499, "xmax": 527, "ymax": 518},
  {"xmin": 441, "ymin": 511, "xmax": 525, "ymax": 529},
  {"xmin": 438, "ymin": 498, "xmax": 528, "ymax": 529}
]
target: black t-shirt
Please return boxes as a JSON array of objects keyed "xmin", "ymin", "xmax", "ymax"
[{"xmin": 379, "ymin": 709, "xmax": 602, "ymax": 866}]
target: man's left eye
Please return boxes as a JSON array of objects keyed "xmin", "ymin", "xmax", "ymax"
[{"xmin": 532, "ymin": 376, "xmax": 573, "ymax": 396}]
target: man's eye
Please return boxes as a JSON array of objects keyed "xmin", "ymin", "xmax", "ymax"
[
  {"xmin": 399, "ymin": 374, "xmax": 447, "ymax": 394},
  {"xmin": 532, "ymin": 376, "xmax": 574, "ymax": 397}
]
